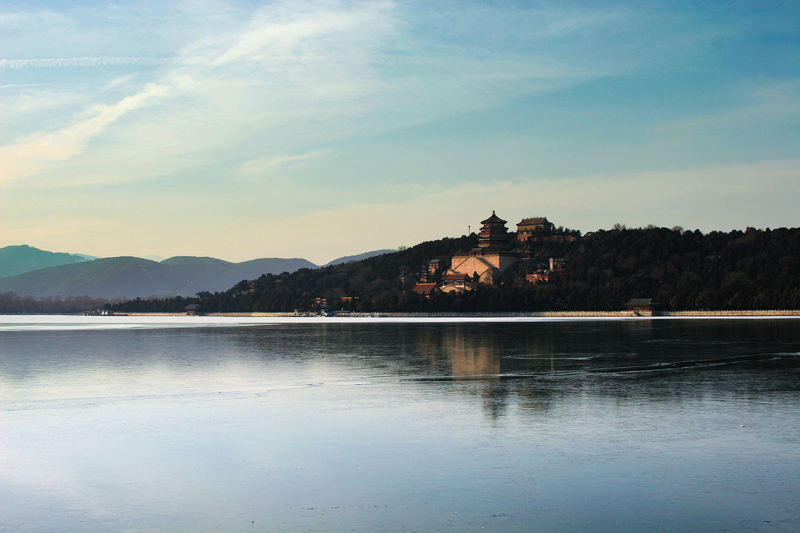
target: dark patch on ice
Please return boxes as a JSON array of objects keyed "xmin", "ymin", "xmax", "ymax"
[{"xmin": 588, "ymin": 353, "xmax": 790, "ymax": 374}]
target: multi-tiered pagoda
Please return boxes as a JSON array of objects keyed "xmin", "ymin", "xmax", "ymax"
[
  {"xmin": 476, "ymin": 211, "xmax": 514, "ymax": 252},
  {"xmin": 439, "ymin": 211, "xmax": 521, "ymax": 289}
]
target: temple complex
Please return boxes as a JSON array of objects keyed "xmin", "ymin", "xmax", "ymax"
[
  {"xmin": 445, "ymin": 211, "xmax": 521, "ymax": 287},
  {"xmin": 411, "ymin": 210, "xmax": 567, "ymax": 296},
  {"xmin": 476, "ymin": 211, "xmax": 515, "ymax": 251},
  {"xmin": 516, "ymin": 216, "xmax": 555, "ymax": 242}
]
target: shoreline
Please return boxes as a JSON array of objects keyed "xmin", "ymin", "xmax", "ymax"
[{"xmin": 100, "ymin": 310, "xmax": 800, "ymax": 318}]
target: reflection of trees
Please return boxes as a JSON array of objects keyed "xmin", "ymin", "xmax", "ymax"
[{"xmin": 230, "ymin": 320, "xmax": 800, "ymax": 422}]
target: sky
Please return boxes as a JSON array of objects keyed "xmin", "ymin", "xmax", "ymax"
[{"xmin": 1, "ymin": 0, "xmax": 798, "ymax": 265}]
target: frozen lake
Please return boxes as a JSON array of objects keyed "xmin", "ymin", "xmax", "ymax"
[{"xmin": 1, "ymin": 316, "xmax": 799, "ymax": 531}]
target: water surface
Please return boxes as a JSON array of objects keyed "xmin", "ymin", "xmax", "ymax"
[{"xmin": 2, "ymin": 316, "xmax": 799, "ymax": 531}]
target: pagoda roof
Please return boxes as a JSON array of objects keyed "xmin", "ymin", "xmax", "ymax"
[
  {"xmin": 624, "ymin": 298, "xmax": 658, "ymax": 307},
  {"xmin": 481, "ymin": 211, "xmax": 507, "ymax": 225},
  {"xmin": 412, "ymin": 283, "xmax": 437, "ymax": 294},
  {"xmin": 518, "ymin": 216, "xmax": 549, "ymax": 226}
]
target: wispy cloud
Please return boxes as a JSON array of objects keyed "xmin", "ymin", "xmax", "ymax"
[
  {"xmin": 656, "ymin": 79, "xmax": 800, "ymax": 132},
  {"xmin": 2, "ymin": 0, "xmax": 631, "ymax": 189},
  {"xmin": 2, "ymin": 1, "xmax": 796, "ymax": 260},
  {"xmin": 0, "ymin": 2, "xmax": 397, "ymax": 187},
  {"xmin": 0, "ymin": 83, "xmax": 171, "ymax": 186},
  {"xmin": 240, "ymin": 150, "xmax": 332, "ymax": 176},
  {"xmin": 0, "ymin": 57, "xmax": 182, "ymax": 68}
]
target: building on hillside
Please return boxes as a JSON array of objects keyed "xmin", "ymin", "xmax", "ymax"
[
  {"xmin": 526, "ymin": 271, "xmax": 549, "ymax": 284},
  {"xmin": 408, "ymin": 211, "xmax": 572, "ymax": 296},
  {"xmin": 477, "ymin": 211, "xmax": 516, "ymax": 251},
  {"xmin": 418, "ymin": 259, "xmax": 440, "ymax": 283},
  {"xmin": 516, "ymin": 216, "xmax": 555, "ymax": 242},
  {"xmin": 412, "ymin": 282, "xmax": 438, "ymax": 297},
  {"xmin": 313, "ymin": 298, "xmax": 328, "ymax": 313},
  {"xmin": 446, "ymin": 211, "xmax": 521, "ymax": 287},
  {"xmin": 525, "ymin": 257, "xmax": 565, "ymax": 284},
  {"xmin": 549, "ymin": 257, "xmax": 565, "ymax": 272},
  {"xmin": 518, "ymin": 216, "xmax": 552, "ymax": 231},
  {"xmin": 440, "ymin": 272, "xmax": 473, "ymax": 293}
]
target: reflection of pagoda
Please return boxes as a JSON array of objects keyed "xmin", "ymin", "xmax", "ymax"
[{"xmin": 442, "ymin": 211, "xmax": 521, "ymax": 288}]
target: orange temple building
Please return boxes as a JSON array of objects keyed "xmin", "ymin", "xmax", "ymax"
[
  {"xmin": 444, "ymin": 211, "xmax": 521, "ymax": 288},
  {"xmin": 516, "ymin": 216, "xmax": 555, "ymax": 242}
]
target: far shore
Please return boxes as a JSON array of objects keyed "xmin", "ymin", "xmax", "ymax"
[{"xmin": 107, "ymin": 310, "xmax": 800, "ymax": 318}]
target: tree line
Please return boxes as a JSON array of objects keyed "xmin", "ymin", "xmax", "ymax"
[
  {"xmin": 0, "ymin": 293, "xmax": 111, "ymax": 314},
  {"xmin": 107, "ymin": 225, "xmax": 800, "ymax": 314}
]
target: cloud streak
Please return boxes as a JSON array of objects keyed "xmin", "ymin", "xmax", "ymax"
[
  {"xmin": 1, "ymin": 1, "xmax": 796, "ymax": 259},
  {"xmin": 655, "ymin": 79, "xmax": 800, "ymax": 132},
  {"xmin": 0, "ymin": 57, "xmax": 182, "ymax": 68},
  {"xmin": 240, "ymin": 150, "xmax": 332, "ymax": 177},
  {"xmin": 2, "ymin": 1, "xmax": 628, "ymax": 189},
  {"xmin": 0, "ymin": 83, "xmax": 171, "ymax": 186}
]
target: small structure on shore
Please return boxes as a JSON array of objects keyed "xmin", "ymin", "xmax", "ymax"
[
  {"xmin": 625, "ymin": 298, "xmax": 658, "ymax": 316},
  {"xmin": 184, "ymin": 304, "xmax": 202, "ymax": 316}
]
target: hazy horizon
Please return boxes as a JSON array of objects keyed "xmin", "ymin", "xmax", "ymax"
[
  {"xmin": 1, "ymin": 242, "xmax": 394, "ymax": 267},
  {"xmin": 1, "ymin": 221, "xmax": 793, "ymax": 268},
  {"xmin": 2, "ymin": 1, "xmax": 798, "ymax": 265}
]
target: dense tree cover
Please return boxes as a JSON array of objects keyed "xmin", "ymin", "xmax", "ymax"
[
  {"xmin": 0, "ymin": 292, "xmax": 111, "ymax": 314},
  {"xmin": 524, "ymin": 226, "xmax": 799, "ymax": 311},
  {"xmin": 108, "ymin": 227, "xmax": 800, "ymax": 314},
  {"xmin": 111, "ymin": 235, "xmax": 478, "ymax": 314},
  {"xmin": 104, "ymin": 295, "xmax": 200, "ymax": 314}
]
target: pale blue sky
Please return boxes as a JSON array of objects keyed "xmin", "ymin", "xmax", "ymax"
[{"xmin": 1, "ymin": 1, "xmax": 798, "ymax": 264}]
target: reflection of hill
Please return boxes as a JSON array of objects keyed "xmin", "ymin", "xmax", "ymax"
[{"xmin": 2, "ymin": 320, "xmax": 798, "ymax": 423}]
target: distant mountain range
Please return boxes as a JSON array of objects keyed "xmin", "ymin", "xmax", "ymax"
[
  {"xmin": 0, "ymin": 245, "xmax": 92, "ymax": 278},
  {"xmin": 0, "ymin": 245, "xmax": 393, "ymax": 299},
  {"xmin": 322, "ymin": 249, "xmax": 394, "ymax": 267}
]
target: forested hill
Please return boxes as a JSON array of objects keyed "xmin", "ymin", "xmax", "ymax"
[
  {"xmin": 111, "ymin": 226, "xmax": 800, "ymax": 314},
  {"xmin": 560, "ymin": 226, "xmax": 800, "ymax": 310},
  {"xmin": 113, "ymin": 234, "xmax": 478, "ymax": 313}
]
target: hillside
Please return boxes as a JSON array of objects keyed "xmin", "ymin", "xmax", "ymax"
[
  {"xmin": 112, "ymin": 234, "xmax": 480, "ymax": 312},
  {"xmin": 110, "ymin": 226, "xmax": 800, "ymax": 313},
  {"xmin": 0, "ymin": 245, "xmax": 91, "ymax": 278},
  {"xmin": 0, "ymin": 255, "xmax": 317, "ymax": 299},
  {"xmin": 322, "ymin": 249, "xmax": 395, "ymax": 267}
]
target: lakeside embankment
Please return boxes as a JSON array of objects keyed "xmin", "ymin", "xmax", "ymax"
[{"xmin": 115, "ymin": 310, "xmax": 800, "ymax": 318}]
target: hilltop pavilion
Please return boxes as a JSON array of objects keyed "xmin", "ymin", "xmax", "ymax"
[{"xmin": 445, "ymin": 211, "xmax": 521, "ymax": 287}]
